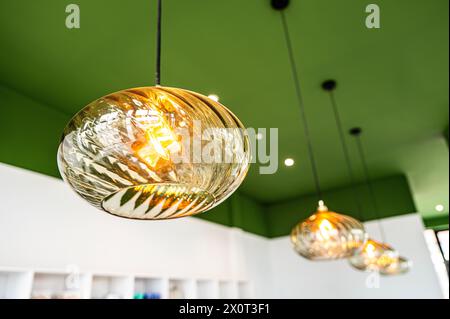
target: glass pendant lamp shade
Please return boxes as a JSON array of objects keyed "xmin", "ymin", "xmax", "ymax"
[
  {"xmin": 381, "ymin": 256, "xmax": 411, "ymax": 275},
  {"xmin": 58, "ymin": 86, "xmax": 250, "ymax": 220},
  {"xmin": 349, "ymin": 238, "xmax": 411, "ymax": 275},
  {"xmin": 290, "ymin": 201, "xmax": 367, "ymax": 260}
]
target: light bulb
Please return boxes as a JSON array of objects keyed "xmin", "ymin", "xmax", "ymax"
[
  {"xmin": 365, "ymin": 242, "xmax": 377, "ymax": 258},
  {"xmin": 290, "ymin": 201, "xmax": 367, "ymax": 260},
  {"xmin": 318, "ymin": 219, "xmax": 336, "ymax": 241},
  {"xmin": 58, "ymin": 86, "xmax": 250, "ymax": 220},
  {"xmin": 131, "ymin": 110, "xmax": 181, "ymax": 169}
]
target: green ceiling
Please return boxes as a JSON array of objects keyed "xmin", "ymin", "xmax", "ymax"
[{"xmin": 0, "ymin": 0, "xmax": 448, "ymax": 225}]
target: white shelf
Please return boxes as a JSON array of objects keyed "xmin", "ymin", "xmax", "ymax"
[
  {"xmin": 0, "ymin": 270, "xmax": 33, "ymax": 299},
  {"xmin": 219, "ymin": 281, "xmax": 238, "ymax": 299},
  {"xmin": 238, "ymin": 281, "xmax": 252, "ymax": 298},
  {"xmin": 91, "ymin": 275, "xmax": 133, "ymax": 299},
  {"xmin": 1, "ymin": 268, "xmax": 251, "ymax": 299},
  {"xmin": 134, "ymin": 277, "xmax": 168, "ymax": 299},
  {"xmin": 197, "ymin": 279, "xmax": 219, "ymax": 299},
  {"xmin": 31, "ymin": 271, "xmax": 90, "ymax": 299},
  {"xmin": 169, "ymin": 279, "xmax": 196, "ymax": 299}
]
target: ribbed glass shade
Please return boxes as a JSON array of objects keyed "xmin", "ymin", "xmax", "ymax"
[
  {"xmin": 58, "ymin": 86, "xmax": 250, "ymax": 220},
  {"xmin": 349, "ymin": 238, "xmax": 411, "ymax": 275},
  {"xmin": 290, "ymin": 201, "xmax": 367, "ymax": 260}
]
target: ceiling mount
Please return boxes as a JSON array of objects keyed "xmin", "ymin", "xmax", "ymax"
[
  {"xmin": 349, "ymin": 127, "xmax": 362, "ymax": 136},
  {"xmin": 271, "ymin": 0, "xmax": 290, "ymax": 10},
  {"xmin": 321, "ymin": 79, "xmax": 337, "ymax": 91}
]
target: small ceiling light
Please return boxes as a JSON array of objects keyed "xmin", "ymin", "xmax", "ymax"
[
  {"xmin": 435, "ymin": 204, "xmax": 445, "ymax": 212},
  {"xmin": 208, "ymin": 94, "xmax": 219, "ymax": 102},
  {"xmin": 57, "ymin": 0, "xmax": 250, "ymax": 220},
  {"xmin": 284, "ymin": 158, "xmax": 294, "ymax": 167}
]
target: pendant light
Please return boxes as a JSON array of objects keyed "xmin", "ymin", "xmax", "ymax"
[
  {"xmin": 274, "ymin": 1, "xmax": 366, "ymax": 260},
  {"xmin": 321, "ymin": 80, "xmax": 409, "ymax": 275},
  {"xmin": 57, "ymin": 0, "xmax": 250, "ymax": 220},
  {"xmin": 291, "ymin": 200, "xmax": 367, "ymax": 260},
  {"xmin": 319, "ymin": 79, "xmax": 369, "ymax": 248},
  {"xmin": 348, "ymin": 128, "xmax": 411, "ymax": 275}
]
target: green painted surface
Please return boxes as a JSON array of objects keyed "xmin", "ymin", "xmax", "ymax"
[
  {"xmin": 195, "ymin": 198, "xmax": 233, "ymax": 228},
  {"xmin": 423, "ymin": 214, "xmax": 449, "ymax": 231},
  {"xmin": 195, "ymin": 192, "xmax": 269, "ymax": 237},
  {"xmin": 444, "ymin": 126, "xmax": 449, "ymax": 147},
  {"xmin": 230, "ymin": 193, "xmax": 268, "ymax": 237},
  {"xmin": 0, "ymin": 85, "xmax": 70, "ymax": 177},
  {"xmin": 266, "ymin": 175, "xmax": 416, "ymax": 238},
  {"xmin": 0, "ymin": 0, "xmax": 448, "ymax": 234}
]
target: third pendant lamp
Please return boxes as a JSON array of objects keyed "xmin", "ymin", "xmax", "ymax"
[
  {"xmin": 348, "ymin": 128, "xmax": 411, "ymax": 275},
  {"xmin": 57, "ymin": 0, "xmax": 250, "ymax": 220},
  {"xmin": 274, "ymin": 1, "xmax": 366, "ymax": 260}
]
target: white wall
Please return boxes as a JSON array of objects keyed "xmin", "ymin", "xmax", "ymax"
[
  {"xmin": 0, "ymin": 163, "xmax": 444, "ymax": 298},
  {"xmin": 0, "ymin": 163, "xmax": 261, "ymax": 281}
]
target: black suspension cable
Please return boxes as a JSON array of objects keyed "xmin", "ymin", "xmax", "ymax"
[
  {"xmin": 351, "ymin": 128, "xmax": 387, "ymax": 242},
  {"xmin": 155, "ymin": 0, "xmax": 162, "ymax": 85},
  {"xmin": 323, "ymin": 80, "xmax": 363, "ymax": 220},
  {"xmin": 280, "ymin": 11, "xmax": 323, "ymax": 201}
]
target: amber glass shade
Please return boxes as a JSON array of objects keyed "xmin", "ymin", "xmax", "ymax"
[
  {"xmin": 290, "ymin": 201, "xmax": 367, "ymax": 260},
  {"xmin": 58, "ymin": 86, "xmax": 250, "ymax": 220},
  {"xmin": 349, "ymin": 238, "xmax": 411, "ymax": 275}
]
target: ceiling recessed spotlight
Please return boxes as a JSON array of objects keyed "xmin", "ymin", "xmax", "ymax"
[
  {"xmin": 435, "ymin": 204, "xmax": 445, "ymax": 212},
  {"xmin": 208, "ymin": 94, "xmax": 219, "ymax": 102},
  {"xmin": 256, "ymin": 133, "xmax": 263, "ymax": 140},
  {"xmin": 284, "ymin": 158, "xmax": 294, "ymax": 167}
]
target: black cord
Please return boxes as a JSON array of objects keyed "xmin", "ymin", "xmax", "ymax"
[
  {"xmin": 328, "ymin": 90, "xmax": 363, "ymax": 220},
  {"xmin": 155, "ymin": 0, "xmax": 162, "ymax": 85},
  {"xmin": 280, "ymin": 11, "xmax": 323, "ymax": 201},
  {"xmin": 354, "ymin": 133, "xmax": 387, "ymax": 242}
]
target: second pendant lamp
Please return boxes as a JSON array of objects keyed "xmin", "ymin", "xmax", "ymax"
[
  {"xmin": 275, "ymin": 3, "xmax": 367, "ymax": 260},
  {"xmin": 320, "ymin": 79, "xmax": 410, "ymax": 275},
  {"xmin": 347, "ymin": 128, "xmax": 411, "ymax": 275}
]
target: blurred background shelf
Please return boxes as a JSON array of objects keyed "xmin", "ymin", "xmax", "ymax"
[
  {"xmin": 31, "ymin": 271, "xmax": 91, "ymax": 299},
  {"xmin": 219, "ymin": 281, "xmax": 238, "ymax": 299},
  {"xmin": 91, "ymin": 274, "xmax": 133, "ymax": 299},
  {"xmin": 134, "ymin": 277, "xmax": 168, "ymax": 299},
  {"xmin": 0, "ymin": 267, "xmax": 252, "ymax": 299},
  {"xmin": 169, "ymin": 279, "xmax": 196, "ymax": 299},
  {"xmin": 197, "ymin": 279, "xmax": 219, "ymax": 299},
  {"xmin": 0, "ymin": 269, "xmax": 33, "ymax": 299}
]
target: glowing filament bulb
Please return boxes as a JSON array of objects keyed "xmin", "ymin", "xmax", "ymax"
[
  {"xmin": 318, "ymin": 219, "xmax": 336, "ymax": 241},
  {"xmin": 132, "ymin": 111, "xmax": 181, "ymax": 169},
  {"xmin": 365, "ymin": 242, "xmax": 376, "ymax": 258},
  {"xmin": 378, "ymin": 255, "xmax": 394, "ymax": 267}
]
